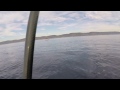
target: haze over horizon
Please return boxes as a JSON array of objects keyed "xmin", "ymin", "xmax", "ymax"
[{"xmin": 0, "ymin": 11, "xmax": 120, "ymax": 42}]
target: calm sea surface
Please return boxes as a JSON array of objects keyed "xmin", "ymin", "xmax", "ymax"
[{"xmin": 0, "ymin": 35, "xmax": 120, "ymax": 79}]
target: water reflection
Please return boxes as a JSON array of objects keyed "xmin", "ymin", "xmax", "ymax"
[{"xmin": 0, "ymin": 35, "xmax": 120, "ymax": 79}]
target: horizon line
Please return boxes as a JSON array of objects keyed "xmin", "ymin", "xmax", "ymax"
[{"xmin": 0, "ymin": 31, "xmax": 120, "ymax": 43}]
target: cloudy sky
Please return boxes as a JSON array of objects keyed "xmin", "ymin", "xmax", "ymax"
[{"xmin": 0, "ymin": 11, "xmax": 120, "ymax": 42}]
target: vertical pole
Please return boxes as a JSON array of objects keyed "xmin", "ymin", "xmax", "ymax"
[{"xmin": 23, "ymin": 11, "xmax": 39, "ymax": 79}]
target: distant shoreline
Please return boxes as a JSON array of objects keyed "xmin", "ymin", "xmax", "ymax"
[{"xmin": 0, "ymin": 32, "xmax": 120, "ymax": 45}]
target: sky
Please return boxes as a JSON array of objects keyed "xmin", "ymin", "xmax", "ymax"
[{"xmin": 0, "ymin": 11, "xmax": 120, "ymax": 42}]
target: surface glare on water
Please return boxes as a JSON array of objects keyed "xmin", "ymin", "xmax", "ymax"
[{"xmin": 0, "ymin": 35, "xmax": 120, "ymax": 79}]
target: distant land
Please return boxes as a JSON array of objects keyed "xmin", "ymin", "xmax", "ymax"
[{"xmin": 0, "ymin": 32, "xmax": 120, "ymax": 45}]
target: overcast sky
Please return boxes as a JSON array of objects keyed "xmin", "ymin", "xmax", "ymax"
[{"xmin": 0, "ymin": 11, "xmax": 120, "ymax": 42}]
